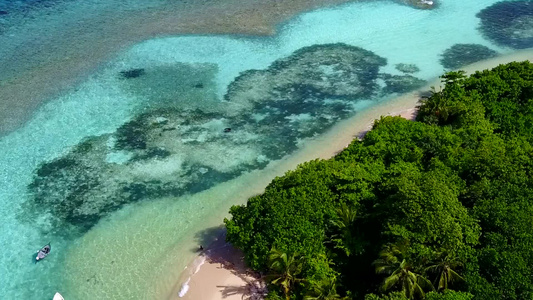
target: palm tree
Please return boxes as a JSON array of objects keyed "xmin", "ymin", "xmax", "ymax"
[
  {"xmin": 331, "ymin": 203, "xmax": 357, "ymax": 231},
  {"xmin": 373, "ymin": 243, "xmax": 434, "ymax": 299},
  {"xmin": 330, "ymin": 203, "xmax": 361, "ymax": 256},
  {"xmin": 266, "ymin": 248, "xmax": 305, "ymax": 300},
  {"xmin": 424, "ymin": 252, "xmax": 464, "ymax": 291},
  {"xmin": 417, "ymin": 90, "xmax": 451, "ymax": 124},
  {"xmin": 304, "ymin": 277, "xmax": 344, "ymax": 300},
  {"xmin": 440, "ymin": 71, "xmax": 466, "ymax": 85}
]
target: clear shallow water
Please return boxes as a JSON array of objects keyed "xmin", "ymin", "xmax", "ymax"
[{"xmin": 0, "ymin": 0, "xmax": 531, "ymax": 299}]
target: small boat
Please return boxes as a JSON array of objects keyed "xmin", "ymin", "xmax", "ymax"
[
  {"xmin": 53, "ymin": 292, "xmax": 64, "ymax": 300},
  {"xmin": 36, "ymin": 243, "xmax": 51, "ymax": 261}
]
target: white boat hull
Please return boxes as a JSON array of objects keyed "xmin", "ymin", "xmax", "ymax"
[{"xmin": 53, "ymin": 292, "xmax": 64, "ymax": 300}]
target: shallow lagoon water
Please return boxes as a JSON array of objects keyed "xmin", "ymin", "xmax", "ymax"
[{"xmin": 0, "ymin": 0, "xmax": 531, "ymax": 299}]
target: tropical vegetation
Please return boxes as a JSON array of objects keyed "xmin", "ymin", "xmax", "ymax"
[{"xmin": 224, "ymin": 61, "xmax": 533, "ymax": 299}]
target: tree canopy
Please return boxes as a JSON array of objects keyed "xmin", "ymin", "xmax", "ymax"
[{"xmin": 224, "ymin": 61, "xmax": 533, "ymax": 299}]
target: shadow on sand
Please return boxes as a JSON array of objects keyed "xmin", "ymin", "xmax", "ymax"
[{"xmin": 193, "ymin": 226, "xmax": 268, "ymax": 299}]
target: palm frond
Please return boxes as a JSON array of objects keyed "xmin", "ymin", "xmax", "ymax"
[
  {"xmin": 375, "ymin": 264, "xmax": 397, "ymax": 275},
  {"xmin": 447, "ymin": 268, "xmax": 464, "ymax": 283},
  {"xmin": 412, "ymin": 282, "xmax": 425, "ymax": 298},
  {"xmin": 382, "ymin": 273, "xmax": 401, "ymax": 291},
  {"xmin": 416, "ymin": 274, "xmax": 435, "ymax": 292},
  {"xmin": 424, "ymin": 264, "xmax": 440, "ymax": 273},
  {"xmin": 437, "ymin": 272, "xmax": 446, "ymax": 290}
]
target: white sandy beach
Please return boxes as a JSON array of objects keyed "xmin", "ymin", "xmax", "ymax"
[{"xmin": 172, "ymin": 50, "xmax": 533, "ymax": 300}]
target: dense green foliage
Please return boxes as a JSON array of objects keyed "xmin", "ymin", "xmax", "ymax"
[{"xmin": 225, "ymin": 61, "xmax": 533, "ymax": 299}]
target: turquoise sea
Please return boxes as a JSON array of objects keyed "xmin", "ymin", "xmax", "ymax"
[{"xmin": 0, "ymin": 0, "xmax": 532, "ymax": 299}]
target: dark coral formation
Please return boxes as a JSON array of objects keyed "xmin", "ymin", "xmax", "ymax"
[
  {"xmin": 477, "ymin": 1, "xmax": 533, "ymax": 49},
  {"xmin": 439, "ymin": 44, "xmax": 499, "ymax": 69},
  {"xmin": 26, "ymin": 108, "xmax": 269, "ymax": 232},
  {"xmin": 380, "ymin": 74, "xmax": 427, "ymax": 93},
  {"xmin": 24, "ymin": 43, "xmax": 426, "ymax": 234},
  {"xmin": 226, "ymin": 44, "xmax": 387, "ymax": 105},
  {"xmin": 395, "ymin": 63, "xmax": 420, "ymax": 74},
  {"xmin": 115, "ymin": 119, "xmax": 148, "ymax": 150},
  {"xmin": 225, "ymin": 43, "xmax": 395, "ymax": 157},
  {"xmin": 119, "ymin": 68, "xmax": 145, "ymax": 79}
]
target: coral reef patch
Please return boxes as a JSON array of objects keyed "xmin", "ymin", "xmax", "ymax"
[
  {"xmin": 439, "ymin": 44, "xmax": 498, "ymax": 69},
  {"xmin": 380, "ymin": 74, "xmax": 427, "ymax": 93},
  {"xmin": 477, "ymin": 1, "xmax": 533, "ymax": 49},
  {"xmin": 23, "ymin": 43, "xmax": 425, "ymax": 234},
  {"xmin": 225, "ymin": 43, "xmax": 387, "ymax": 107},
  {"xmin": 395, "ymin": 63, "xmax": 420, "ymax": 74},
  {"xmin": 224, "ymin": 43, "xmax": 403, "ymax": 157},
  {"xmin": 119, "ymin": 68, "xmax": 145, "ymax": 79},
  {"xmin": 25, "ymin": 108, "xmax": 266, "ymax": 233}
]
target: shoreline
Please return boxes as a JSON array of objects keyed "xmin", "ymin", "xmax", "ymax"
[
  {"xmin": 174, "ymin": 232, "xmax": 266, "ymax": 300},
  {"xmin": 169, "ymin": 50, "xmax": 533, "ymax": 300},
  {"xmin": 171, "ymin": 107, "xmax": 420, "ymax": 300}
]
